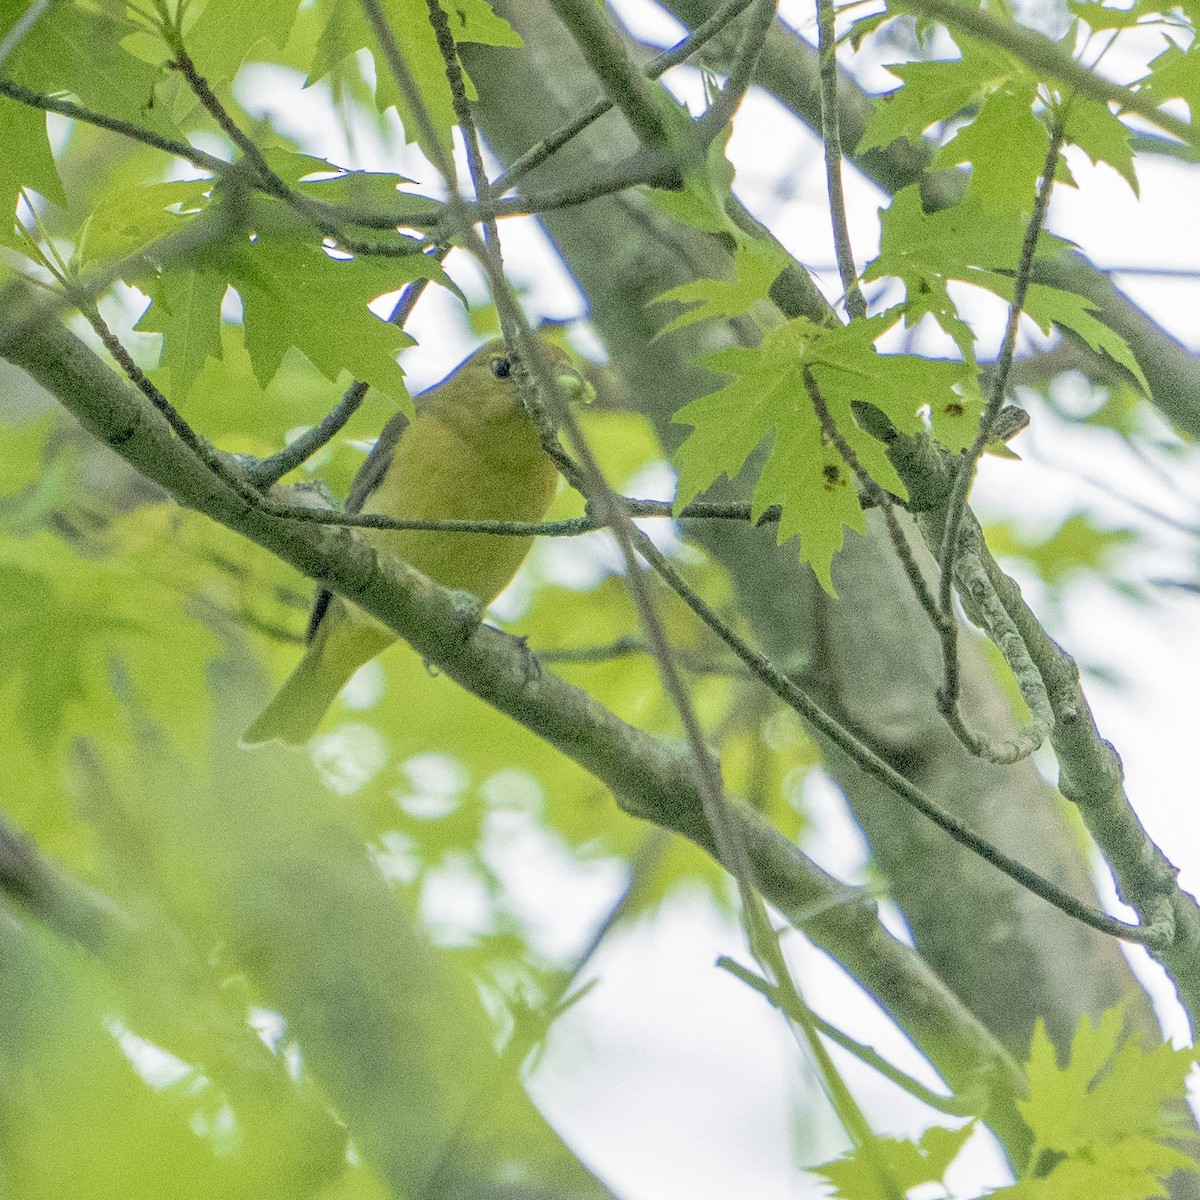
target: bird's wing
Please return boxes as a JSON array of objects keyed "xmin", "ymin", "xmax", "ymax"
[
  {"xmin": 346, "ymin": 409, "xmax": 410, "ymax": 515},
  {"xmin": 306, "ymin": 409, "xmax": 411, "ymax": 644}
]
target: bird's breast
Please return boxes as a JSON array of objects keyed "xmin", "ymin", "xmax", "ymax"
[{"xmin": 358, "ymin": 411, "xmax": 557, "ymax": 603}]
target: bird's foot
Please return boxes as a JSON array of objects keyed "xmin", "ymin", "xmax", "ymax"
[{"xmin": 510, "ymin": 633, "xmax": 541, "ymax": 686}]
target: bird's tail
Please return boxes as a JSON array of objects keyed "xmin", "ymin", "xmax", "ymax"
[{"xmin": 241, "ymin": 645, "xmax": 353, "ymax": 748}]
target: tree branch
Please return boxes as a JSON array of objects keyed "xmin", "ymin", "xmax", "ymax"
[
  {"xmin": 549, "ymin": 0, "xmax": 672, "ymax": 148},
  {"xmin": 695, "ymin": 0, "xmax": 777, "ymax": 145},
  {"xmin": 0, "ymin": 78, "xmax": 227, "ymax": 173},
  {"xmin": 493, "ymin": 0, "xmax": 756, "ymax": 194},
  {"xmin": 880, "ymin": 422, "xmax": 1200, "ymax": 1021}
]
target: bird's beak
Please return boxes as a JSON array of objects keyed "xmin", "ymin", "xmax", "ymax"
[{"xmin": 555, "ymin": 366, "xmax": 596, "ymax": 406}]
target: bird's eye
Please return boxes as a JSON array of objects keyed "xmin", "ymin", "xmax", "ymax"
[{"xmin": 490, "ymin": 356, "xmax": 512, "ymax": 379}]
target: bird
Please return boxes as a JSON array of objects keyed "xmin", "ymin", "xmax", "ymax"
[{"xmin": 242, "ymin": 336, "xmax": 588, "ymax": 746}]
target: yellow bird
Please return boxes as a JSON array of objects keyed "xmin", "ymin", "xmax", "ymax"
[{"xmin": 243, "ymin": 337, "xmax": 586, "ymax": 746}]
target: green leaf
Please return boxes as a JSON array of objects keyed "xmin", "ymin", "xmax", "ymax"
[
  {"xmin": 230, "ymin": 233, "xmax": 432, "ymax": 407},
  {"xmin": 1141, "ymin": 42, "xmax": 1200, "ymax": 123},
  {"xmin": 2, "ymin": 2, "xmax": 171, "ymax": 132},
  {"xmin": 992, "ymin": 1011, "xmax": 1200, "ymax": 1198},
  {"xmin": 0, "ymin": 99, "xmax": 65, "ymax": 231},
  {"xmin": 1068, "ymin": 0, "xmax": 1171, "ymax": 29},
  {"xmin": 847, "ymin": 9, "xmax": 898, "ymax": 49},
  {"xmin": 987, "ymin": 512, "xmax": 1136, "ymax": 587},
  {"xmin": 990, "ymin": 1139, "xmax": 1199, "ymax": 1200},
  {"xmin": 977, "ymin": 271, "xmax": 1150, "ymax": 393},
  {"xmin": 185, "ymin": 0, "xmax": 302, "ymax": 86},
  {"xmin": 672, "ymin": 318, "xmax": 969, "ymax": 592},
  {"xmin": 1063, "ymin": 97, "xmax": 1138, "ymax": 195},
  {"xmin": 0, "ymin": 414, "xmax": 55, "ymax": 499},
  {"xmin": 77, "ymin": 180, "xmax": 214, "ymax": 269},
  {"xmin": 0, "ymin": 414, "xmax": 83, "ymax": 534},
  {"xmin": 672, "ymin": 343, "xmax": 845, "ymax": 594},
  {"xmin": 261, "ymin": 150, "xmax": 414, "ymax": 208},
  {"xmin": 0, "ymin": 910, "xmax": 349, "ymax": 1200},
  {"xmin": 307, "ymin": 0, "xmax": 520, "ymax": 160},
  {"xmin": 813, "ymin": 311, "xmax": 982, "ymax": 451},
  {"xmin": 0, "ymin": 561, "xmax": 97, "ymax": 748},
  {"xmin": 812, "ymin": 1122, "xmax": 977, "ymax": 1198},
  {"xmin": 858, "ymin": 40, "xmax": 1023, "ymax": 153},
  {"xmin": 0, "ymin": 527, "xmax": 221, "ymax": 752},
  {"xmin": 934, "ymin": 83, "xmax": 1049, "ymax": 212},
  {"xmin": 864, "ymin": 186, "xmax": 1029, "ymax": 361},
  {"xmin": 652, "ymin": 238, "xmax": 790, "ymax": 333},
  {"xmin": 136, "ymin": 266, "xmax": 228, "ymax": 403},
  {"xmin": 1003, "ymin": 1008, "xmax": 1200, "ymax": 1200},
  {"xmin": 136, "ymin": 227, "xmax": 448, "ymax": 407},
  {"xmin": 869, "ymin": 187, "xmax": 1028, "ymax": 282},
  {"xmin": 647, "ymin": 101, "xmax": 739, "ymax": 236},
  {"xmin": 1023, "ymin": 1010, "xmax": 1196, "ymax": 1153}
]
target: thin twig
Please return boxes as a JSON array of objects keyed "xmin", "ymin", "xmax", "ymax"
[
  {"xmin": 474, "ymin": 260, "xmax": 762, "ymax": 929},
  {"xmin": 804, "ymin": 369, "xmax": 938, "ymax": 621},
  {"xmin": 167, "ymin": 45, "xmax": 430, "ymax": 257},
  {"xmin": 425, "ymin": 0, "xmax": 592, "ymax": 496},
  {"xmin": 938, "ymin": 541, "xmax": 1056, "ymax": 764},
  {"xmin": 936, "ymin": 122, "xmax": 1065, "ymax": 705},
  {"xmin": 0, "ymin": 78, "xmax": 228, "ymax": 173},
  {"xmin": 808, "ymin": 371, "xmax": 1048, "ymax": 764},
  {"xmin": 423, "ymin": 0, "xmax": 579, "ymax": 493},
  {"xmin": 627, "ymin": 524, "xmax": 1160, "ymax": 945},
  {"xmin": 359, "ymin": 0, "xmax": 458, "ymax": 189},
  {"xmin": 540, "ymin": 636, "xmax": 750, "ymax": 677},
  {"xmin": 885, "ymin": 426, "xmax": 1181, "ymax": 951},
  {"xmin": 492, "ymin": 0, "xmax": 756, "ymax": 195},
  {"xmin": 80, "ymin": 300, "xmax": 261, "ymax": 509},
  {"xmin": 166, "ymin": 48, "xmax": 293, "ymax": 201},
  {"xmin": 696, "ymin": 0, "xmax": 778, "ymax": 145},
  {"xmin": 0, "ymin": 0, "xmax": 55, "ymax": 71},
  {"xmin": 815, "ymin": 0, "xmax": 865, "ymax": 319},
  {"xmin": 319, "ymin": 153, "xmax": 682, "ymax": 232},
  {"xmin": 0, "ymin": 77, "xmax": 417, "ymax": 252},
  {"xmin": 719, "ymin": 957, "xmax": 974, "ymax": 1116},
  {"xmin": 421, "ymin": 829, "xmax": 670, "ymax": 1197},
  {"xmin": 254, "ymin": 490, "xmax": 888, "ymax": 537},
  {"xmin": 411, "ymin": 17, "xmax": 766, "ymax": 1188},
  {"xmin": 0, "ymin": 76, "xmax": 661, "ymax": 240}
]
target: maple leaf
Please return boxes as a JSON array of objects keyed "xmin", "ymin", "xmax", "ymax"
[{"xmin": 672, "ymin": 318, "xmax": 969, "ymax": 592}]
